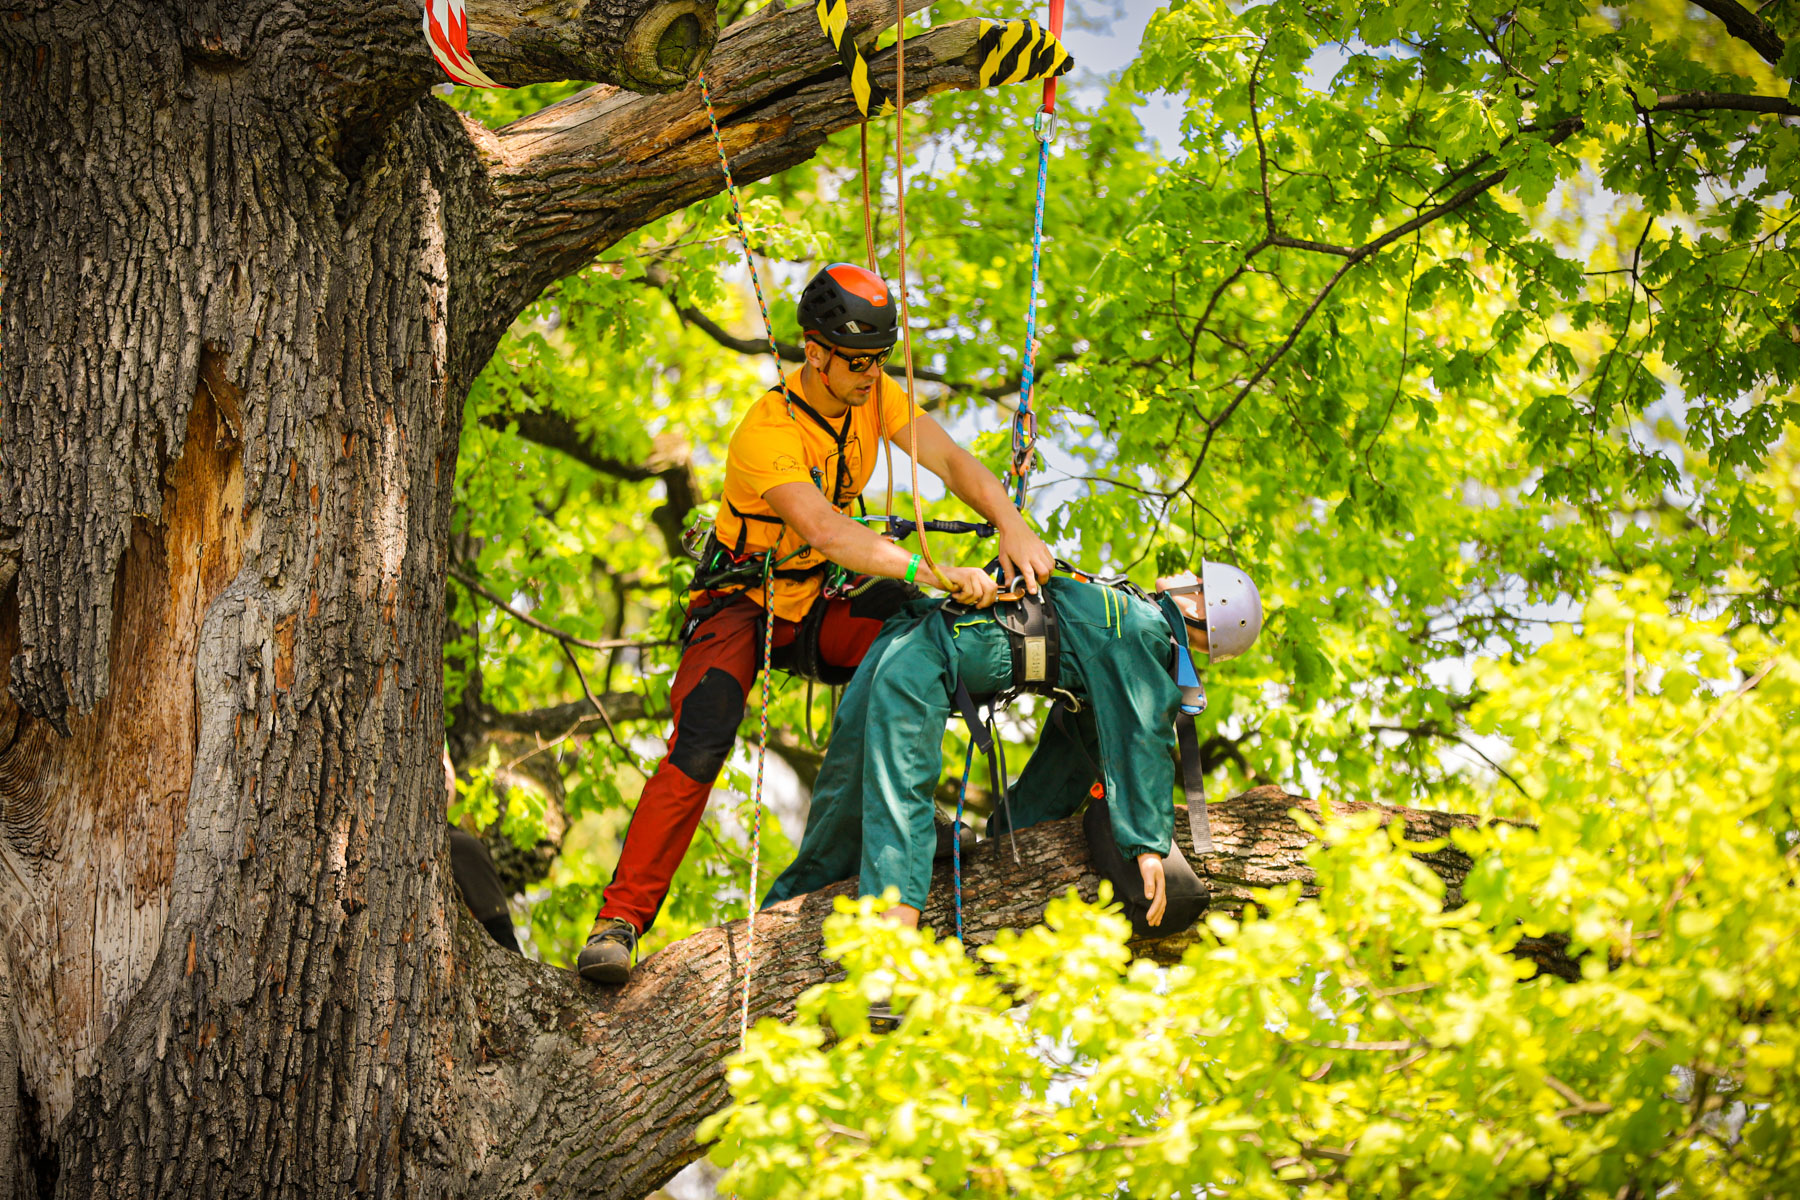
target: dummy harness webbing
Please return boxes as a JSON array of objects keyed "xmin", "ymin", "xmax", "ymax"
[
  {"xmin": 1177, "ymin": 716, "xmax": 1214, "ymax": 854},
  {"xmin": 1154, "ymin": 587, "xmax": 1215, "ymax": 855},
  {"xmin": 952, "ymin": 677, "xmax": 1020, "ymax": 864}
]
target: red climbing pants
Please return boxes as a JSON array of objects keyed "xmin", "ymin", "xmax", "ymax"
[{"xmin": 598, "ymin": 582, "xmax": 917, "ymax": 934}]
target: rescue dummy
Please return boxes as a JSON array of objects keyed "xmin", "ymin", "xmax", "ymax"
[{"xmin": 762, "ymin": 564, "xmax": 1264, "ymax": 934}]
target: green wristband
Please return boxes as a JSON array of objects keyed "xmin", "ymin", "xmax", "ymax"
[{"xmin": 904, "ymin": 553, "xmax": 922, "ymax": 584}]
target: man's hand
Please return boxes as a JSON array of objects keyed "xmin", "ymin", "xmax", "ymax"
[
  {"xmin": 930, "ymin": 564, "xmax": 999, "ymax": 608},
  {"xmin": 1137, "ymin": 853, "xmax": 1167, "ymax": 927},
  {"xmin": 996, "ymin": 520, "xmax": 1054, "ymax": 595}
]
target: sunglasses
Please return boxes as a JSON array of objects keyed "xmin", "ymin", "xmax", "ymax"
[{"xmin": 812, "ymin": 340, "xmax": 892, "ymax": 375}]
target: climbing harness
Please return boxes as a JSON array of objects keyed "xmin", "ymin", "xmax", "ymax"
[{"xmin": 423, "ymin": 0, "xmax": 506, "ymax": 88}]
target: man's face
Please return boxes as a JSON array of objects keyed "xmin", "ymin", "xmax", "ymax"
[
  {"xmin": 806, "ymin": 339, "xmax": 889, "ymax": 405},
  {"xmin": 1156, "ymin": 572, "xmax": 1210, "ymax": 655}
]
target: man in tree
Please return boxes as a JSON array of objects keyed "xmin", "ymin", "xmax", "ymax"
[
  {"xmin": 763, "ymin": 564, "xmax": 1264, "ymax": 937},
  {"xmin": 577, "ymin": 263, "xmax": 1056, "ymax": 984}
]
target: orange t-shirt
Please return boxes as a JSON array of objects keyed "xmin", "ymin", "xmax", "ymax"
[{"xmin": 709, "ymin": 368, "xmax": 929, "ymax": 623}]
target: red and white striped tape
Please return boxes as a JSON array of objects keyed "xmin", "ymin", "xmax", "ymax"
[{"xmin": 423, "ymin": 0, "xmax": 506, "ymax": 88}]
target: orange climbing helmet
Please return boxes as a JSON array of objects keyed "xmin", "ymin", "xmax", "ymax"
[{"xmin": 797, "ymin": 263, "xmax": 898, "ymax": 350}]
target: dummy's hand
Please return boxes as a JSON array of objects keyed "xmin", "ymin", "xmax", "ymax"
[
  {"xmin": 931, "ymin": 564, "xmax": 999, "ymax": 608},
  {"xmin": 1137, "ymin": 853, "xmax": 1166, "ymax": 927},
  {"xmin": 995, "ymin": 520, "xmax": 1054, "ymax": 596}
]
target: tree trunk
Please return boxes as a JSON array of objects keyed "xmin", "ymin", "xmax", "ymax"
[{"xmin": 1, "ymin": 4, "xmax": 1454, "ymax": 1199}]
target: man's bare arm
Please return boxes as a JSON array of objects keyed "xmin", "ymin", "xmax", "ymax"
[
  {"xmin": 904, "ymin": 414, "xmax": 1055, "ymax": 591},
  {"xmin": 762, "ymin": 483, "xmax": 997, "ymax": 607}
]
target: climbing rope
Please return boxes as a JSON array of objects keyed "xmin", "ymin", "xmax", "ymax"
[
  {"xmin": 857, "ymin": 120, "xmax": 898, "ymax": 525},
  {"xmin": 890, "ymin": 0, "xmax": 947, "ymax": 588},
  {"xmin": 696, "ymin": 66, "xmax": 789, "ymax": 1041},
  {"xmin": 1011, "ymin": 0, "xmax": 1066, "ymax": 510}
]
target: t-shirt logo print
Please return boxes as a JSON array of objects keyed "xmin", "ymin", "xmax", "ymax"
[{"xmin": 772, "ymin": 455, "xmax": 801, "ymax": 474}]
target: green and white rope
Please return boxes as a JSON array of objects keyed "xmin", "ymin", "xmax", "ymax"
[
  {"xmin": 740, "ymin": 548, "xmax": 776, "ymax": 1042},
  {"xmin": 698, "ymin": 68, "xmax": 794, "ymax": 419},
  {"xmin": 694, "ymin": 66, "xmax": 790, "ymax": 1043}
]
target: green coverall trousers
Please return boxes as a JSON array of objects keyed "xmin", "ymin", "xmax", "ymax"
[{"xmin": 763, "ymin": 577, "xmax": 1182, "ymax": 913}]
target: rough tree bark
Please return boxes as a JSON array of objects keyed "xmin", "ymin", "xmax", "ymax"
[{"xmin": 0, "ymin": 1, "xmax": 1115, "ymax": 1196}]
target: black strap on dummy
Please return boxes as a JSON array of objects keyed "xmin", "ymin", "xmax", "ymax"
[
  {"xmin": 1154, "ymin": 590, "xmax": 1215, "ymax": 856},
  {"xmin": 1050, "ymin": 702, "xmax": 1208, "ymax": 939},
  {"xmin": 1177, "ymin": 714, "xmax": 1215, "ymax": 855},
  {"xmin": 953, "ymin": 678, "xmax": 1020, "ymax": 863}
]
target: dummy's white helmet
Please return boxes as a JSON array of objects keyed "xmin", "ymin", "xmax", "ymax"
[{"xmin": 1199, "ymin": 560, "xmax": 1263, "ymax": 663}]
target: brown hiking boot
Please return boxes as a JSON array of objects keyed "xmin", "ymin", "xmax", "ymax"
[{"xmin": 577, "ymin": 916, "xmax": 638, "ymax": 984}]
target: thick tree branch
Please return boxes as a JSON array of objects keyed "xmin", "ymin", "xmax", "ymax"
[
  {"xmin": 460, "ymin": 786, "xmax": 1571, "ymax": 1197},
  {"xmin": 481, "ymin": 692, "xmax": 655, "ymax": 736},
  {"xmin": 1651, "ymin": 90, "xmax": 1799, "ymax": 116},
  {"xmin": 449, "ymin": 0, "xmax": 718, "ymax": 92},
  {"xmin": 639, "ymin": 261, "xmax": 1058, "ymax": 401},
  {"xmin": 1686, "ymin": 0, "xmax": 1790, "ymax": 68},
  {"xmin": 471, "ymin": 0, "xmax": 994, "ymax": 340},
  {"xmin": 480, "ymin": 409, "xmax": 701, "ymax": 554}
]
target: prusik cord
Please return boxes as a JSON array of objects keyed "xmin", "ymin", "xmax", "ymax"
[{"xmin": 891, "ymin": 0, "xmax": 945, "ymax": 588}]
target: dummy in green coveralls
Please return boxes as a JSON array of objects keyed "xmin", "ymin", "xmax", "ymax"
[{"xmin": 763, "ymin": 576, "xmax": 1182, "ymax": 914}]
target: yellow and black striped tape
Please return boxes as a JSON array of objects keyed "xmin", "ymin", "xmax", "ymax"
[
  {"xmin": 975, "ymin": 18, "xmax": 1073, "ymax": 88},
  {"xmin": 814, "ymin": 6, "xmax": 1076, "ymax": 118},
  {"xmin": 816, "ymin": 0, "xmax": 895, "ymax": 118}
]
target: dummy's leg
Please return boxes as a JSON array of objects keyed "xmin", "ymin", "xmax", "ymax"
[
  {"xmin": 996, "ymin": 703, "xmax": 1103, "ymax": 839},
  {"xmin": 760, "ymin": 649, "xmax": 879, "ymax": 906},
  {"xmin": 859, "ymin": 616, "xmax": 956, "ymax": 921},
  {"xmin": 761, "ymin": 609, "xmax": 924, "ymax": 907}
]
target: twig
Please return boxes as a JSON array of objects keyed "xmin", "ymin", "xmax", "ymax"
[
  {"xmin": 450, "ymin": 568, "xmax": 672, "ymax": 653},
  {"xmin": 1544, "ymin": 1074, "xmax": 1614, "ymax": 1116},
  {"xmin": 1370, "ymin": 721, "xmax": 1531, "ymax": 799}
]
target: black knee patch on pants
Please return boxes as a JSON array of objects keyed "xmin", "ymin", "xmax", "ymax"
[{"xmin": 669, "ymin": 667, "xmax": 747, "ymax": 781}]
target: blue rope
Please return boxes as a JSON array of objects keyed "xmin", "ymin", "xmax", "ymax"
[
  {"xmin": 953, "ymin": 737, "xmax": 976, "ymax": 943},
  {"xmin": 1011, "ymin": 120, "xmax": 1054, "ymax": 510}
]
